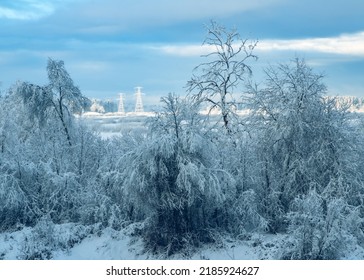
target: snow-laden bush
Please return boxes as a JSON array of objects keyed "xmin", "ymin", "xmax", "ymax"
[
  {"xmin": 245, "ymin": 58, "xmax": 364, "ymax": 234},
  {"xmin": 282, "ymin": 190, "xmax": 363, "ymax": 259},
  {"xmin": 230, "ymin": 189, "xmax": 268, "ymax": 236},
  {"xmin": 19, "ymin": 218, "xmax": 97, "ymax": 259},
  {"xmin": 78, "ymin": 186, "xmax": 124, "ymax": 230},
  {"xmin": 117, "ymin": 94, "xmax": 235, "ymax": 255},
  {"xmin": 0, "ymin": 173, "xmax": 28, "ymax": 231},
  {"xmin": 19, "ymin": 216, "xmax": 56, "ymax": 260}
]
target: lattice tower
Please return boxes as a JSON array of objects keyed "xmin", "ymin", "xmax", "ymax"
[
  {"xmin": 134, "ymin": 86, "xmax": 144, "ymax": 112},
  {"xmin": 118, "ymin": 93, "xmax": 125, "ymax": 114}
]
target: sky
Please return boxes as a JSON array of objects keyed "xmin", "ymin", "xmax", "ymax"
[{"xmin": 1, "ymin": 0, "xmax": 364, "ymax": 105}]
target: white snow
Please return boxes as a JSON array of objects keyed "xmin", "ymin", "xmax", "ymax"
[{"xmin": 2, "ymin": 225, "xmax": 363, "ymax": 260}]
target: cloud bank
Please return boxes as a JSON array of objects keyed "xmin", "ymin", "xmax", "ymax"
[
  {"xmin": 259, "ymin": 32, "xmax": 364, "ymax": 57},
  {"xmin": 155, "ymin": 32, "xmax": 364, "ymax": 58}
]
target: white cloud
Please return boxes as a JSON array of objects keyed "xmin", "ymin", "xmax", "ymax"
[
  {"xmin": 153, "ymin": 44, "xmax": 214, "ymax": 57},
  {"xmin": 258, "ymin": 32, "xmax": 364, "ymax": 57},
  {"xmin": 0, "ymin": 0, "xmax": 82, "ymax": 20},
  {"xmin": 0, "ymin": 0, "xmax": 54, "ymax": 20},
  {"xmin": 154, "ymin": 32, "xmax": 364, "ymax": 58}
]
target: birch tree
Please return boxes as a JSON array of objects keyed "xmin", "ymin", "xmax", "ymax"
[
  {"xmin": 17, "ymin": 58, "xmax": 89, "ymax": 146},
  {"xmin": 187, "ymin": 21, "xmax": 257, "ymax": 132}
]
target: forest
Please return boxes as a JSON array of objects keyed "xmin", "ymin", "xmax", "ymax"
[{"xmin": 1, "ymin": 22, "xmax": 364, "ymax": 260}]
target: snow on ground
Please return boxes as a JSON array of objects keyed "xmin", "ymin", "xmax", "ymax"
[
  {"xmin": 79, "ymin": 113, "xmax": 150, "ymax": 139},
  {"xmin": 0, "ymin": 225, "xmax": 275, "ymax": 260},
  {"xmin": 53, "ymin": 228, "xmax": 147, "ymax": 260},
  {"xmin": 2, "ymin": 224, "xmax": 363, "ymax": 260},
  {"xmin": 0, "ymin": 227, "xmax": 32, "ymax": 260}
]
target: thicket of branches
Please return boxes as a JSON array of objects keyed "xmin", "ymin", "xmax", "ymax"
[{"xmin": 1, "ymin": 23, "xmax": 364, "ymax": 259}]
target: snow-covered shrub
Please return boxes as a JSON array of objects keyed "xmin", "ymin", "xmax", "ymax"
[
  {"xmin": 320, "ymin": 199, "xmax": 363, "ymax": 259},
  {"xmin": 282, "ymin": 190, "xmax": 324, "ymax": 259},
  {"xmin": 54, "ymin": 223, "xmax": 97, "ymax": 250},
  {"xmin": 78, "ymin": 187, "xmax": 124, "ymax": 230},
  {"xmin": 26, "ymin": 170, "xmax": 84, "ymax": 224},
  {"xmin": 19, "ymin": 216, "xmax": 56, "ymax": 260},
  {"xmin": 18, "ymin": 219, "xmax": 97, "ymax": 259},
  {"xmin": 118, "ymin": 94, "xmax": 235, "ymax": 255},
  {"xmin": 245, "ymin": 58, "xmax": 363, "ymax": 234},
  {"xmin": 282, "ymin": 191, "xmax": 363, "ymax": 259},
  {"xmin": 230, "ymin": 189, "xmax": 268, "ymax": 236},
  {"xmin": 0, "ymin": 173, "xmax": 28, "ymax": 231}
]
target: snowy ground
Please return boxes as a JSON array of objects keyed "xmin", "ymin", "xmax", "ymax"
[
  {"xmin": 78, "ymin": 113, "xmax": 150, "ymax": 139},
  {"xmin": 1, "ymin": 224, "xmax": 364, "ymax": 260},
  {"xmin": 0, "ymin": 225, "xmax": 282, "ymax": 260},
  {"xmin": 78, "ymin": 111, "xmax": 222, "ymax": 139}
]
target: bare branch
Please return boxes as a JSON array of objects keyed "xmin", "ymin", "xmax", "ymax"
[{"xmin": 187, "ymin": 21, "xmax": 258, "ymax": 132}]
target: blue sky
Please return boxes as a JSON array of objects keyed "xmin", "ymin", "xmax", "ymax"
[{"xmin": 1, "ymin": 0, "xmax": 364, "ymax": 104}]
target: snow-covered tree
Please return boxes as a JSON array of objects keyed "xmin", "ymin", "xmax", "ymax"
[
  {"xmin": 0, "ymin": 64, "xmax": 108, "ymax": 230},
  {"xmin": 117, "ymin": 93, "xmax": 234, "ymax": 254},
  {"xmin": 246, "ymin": 58, "xmax": 363, "ymax": 232},
  {"xmin": 17, "ymin": 58, "xmax": 89, "ymax": 146},
  {"xmin": 282, "ymin": 190, "xmax": 363, "ymax": 259},
  {"xmin": 187, "ymin": 20, "xmax": 257, "ymax": 131},
  {"xmin": 90, "ymin": 99, "xmax": 105, "ymax": 113}
]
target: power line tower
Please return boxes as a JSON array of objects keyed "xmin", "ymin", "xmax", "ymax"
[
  {"xmin": 134, "ymin": 86, "xmax": 144, "ymax": 113},
  {"xmin": 118, "ymin": 93, "xmax": 125, "ymax": 114}
]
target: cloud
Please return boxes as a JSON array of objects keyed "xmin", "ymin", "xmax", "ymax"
[
  {"xmin": 81, "ymin": 0, "xmax": 280, "ymax": 19},
  {"xmin": 259, "ymin": 32, "xmax": 364, "ymax": 57},
  {"xmin": 152, "ymin": 44, "xmax": 214, "ymax": 57},
  {"xmin": 154, "ymin": 31, "xmax": 364, "ymax": 58},
  {"xmin": 66, "ymin": 0, "xmax": 284, "ymax": 34},
  {"xmin": 0, "ymin": 0, "xmax": 55, "ymax": 20},
  {"xmin": 0, "ymin": 0, "xmax": 82, "ymax": 20}
]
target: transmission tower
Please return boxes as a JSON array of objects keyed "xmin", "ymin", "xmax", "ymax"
[
  {"xmin": 134, "ymin": 86, "xmax": 144, "ymax": 112},
  {"xmin": 118, "ymin": 93, "xmax": 125, "ymax": 114}
]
